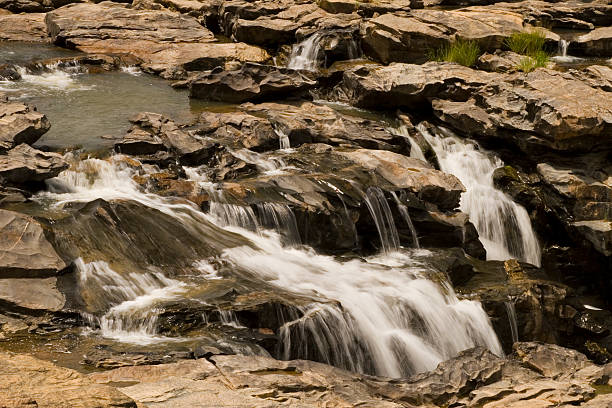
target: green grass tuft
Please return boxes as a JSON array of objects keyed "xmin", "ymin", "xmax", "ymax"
[
  {"xmin": 506, "ymin": 30, "xmax": 550, "ymax": 72},
  {"xmin": 428, "ymin": 39, "xmax": 481, "ymax": 67}
]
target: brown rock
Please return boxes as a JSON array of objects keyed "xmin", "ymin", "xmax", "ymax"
[
  {"xmin": 0, "ymin": 144, "xmax": 68, "ymax": 184},
  {"xmin": 0, "ymin": 101, "xmax": 51, "ymax": 151},
  {"xmin": 0, "ymin": 13, "xmax": 48, "ymax": 42}
]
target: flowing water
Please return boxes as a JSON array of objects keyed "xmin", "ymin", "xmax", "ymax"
[
  {"xmin": 35, "ymin": 156, "xmax": 503, "ymax": 377},
  {"xmin": 418, "ymin": 124, "xmax": 541, "ymax": 266},
  {"xmin": 0, "ymin": 42, "xmax": 216, "ymax": 150},
  {"xmin": 504, "ymin": 300, "xmax": 519, "ymax": 344},
  {"xmin": 287, "ymin": 30, "xmax": 359, "ymax": 71}
]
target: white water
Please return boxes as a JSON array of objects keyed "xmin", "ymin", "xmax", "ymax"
[
  {"xmin": 39, "ymin": 156, "xmax": 503, "ymax": 377},
  {"xmin": 287, "ymin": 30, "xmax": 359, "ymax": 71},
  {"xmin": 121, "ymin": 65, "xmax": 143, "ymax": 76},
  {"xmin": 76, "ymin": 258, "xmax": 188, "ymax": 345},
  {"xmin": 418, "ymin": 124, "xmax": 541, "ymax": 266},
  {"xmin": 504, "ymin": 300, "xmax": 519, "ymax": 344},
  {"xmin": 390, "ymin": 124, "xmax": 427, "ymax": 162},
  {"xmin": 552, "ymin": 39, "xmax": 583, "ymax": 63},
  {"xmin": 391, "ymin": 191, "xmax": 420, "ymax": 249},
  {"xmin": 11, "ymin": 63, "xmax": 93, "ymax": 93}
]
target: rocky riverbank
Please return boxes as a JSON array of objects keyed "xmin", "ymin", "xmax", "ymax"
[{"xmin": 0, "ymin": 0, "xmax": 611, "ymax": 405}]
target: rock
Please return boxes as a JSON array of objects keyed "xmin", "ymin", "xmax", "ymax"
[
  {"xmin": 477, "ymin": 51, "xmax": 524, "ymax": 72},
  {"xmin": 512, "ymin": 342, "xmax": 591, "ymax": 378},
  {"xmin": 0, "ymin": 209, "xmax": 68, "ymax": 278},
  {"xmin": 232, "ymin": 17, "xmax": 299, "ymax": 46},
  {"xmin": 318, "ymin": 0, "xmax": 408, "ymax": 16},
  {"xmin": 336, "ymin": 62, "xmax": 496, "ymax": 110},
  {"xmin": 0, "ymin": 13, "xmax": 48, "ymax": 42},
  {"xmin": 90, "ymin": 354, "xmax": 405, "ymax": 407},
  {"xmin": 188, "ymin": 63, "xmax": 317, "ymax": 103},
  {"xmin": 114, "ymin": 112, "xmax": 218, "ymax": 164},
  {"xmin": 572, "ymin": 221, "xmax": 612, "ymax": 257},
  {"xmin": 0, "ymin": 144, "xmax": 68, "ymax": 185},
  {"xmin": 361, "ymin": 9, "xmax": 535, "ymax": 64},
  {"xmin": 432, "ymin": 69, "xmax": 612, "ymax": 152},
  {"xmin": 0, "ymin": 101, "xmax": 51, "ymax": 151},
  {"xmin": 46, "ymin": 2, "xmax": 214, "ymax": 47},
  {"xmin": 571, "ymin": 65, "xmax": 612, "ymax": 92},
  {"xmin": 0, "ymin": 277, "xmax": 65, "ymax": 312},
  {"xmin": 0, "ymin": 352, "xmax": 137, "ymax": 408},
  {"xmin": 44, "ymin": 2, "xmax": 269, "ymax": 75},
  {"xmin": 575, "ymin": 27, "xmax": 612, "ymax": 57}
]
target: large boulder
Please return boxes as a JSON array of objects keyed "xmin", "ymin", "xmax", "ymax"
[
  {"xmin": 0, "ymin": 101, "xmax": 51, "ymax": 151},
  {"xmin": 0, "ymin": 13, "xmax": 48, "ymax": 42},
  {"xmin": 432, "ymin": 69, "xmax": 612, "ymax": 152},
  {"xmin": 44, "ymin": 2, "xmax": 270, "ymax": 75},
  {"xmin": 188, "ymin": 63, "xmax": 317, "ymax": 103},
  {"xmin": 0, "ymin": 209, "xmax": 68, "ymax": 278},
  {"xmin": 0, "ymin": 144, "xmax": 68, "ymax": 185},
  {"xmin": 361, "ymin": 9, "xmax": 539, "ymax": 64},
  {"xmin": 335, "ymin": 62, "xmax": 497, "ymax": 110},
  {"xmin": 0, "ymin": 352, "xmax": 136, "ymax": 408}
]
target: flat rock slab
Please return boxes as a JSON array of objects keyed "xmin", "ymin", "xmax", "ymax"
[
  {"xmin": 0, "ymin": 143, "xmax": 68, "ymax": 184},
  {"xmin": 0, "ymin": 101, "xmax": 50, "ymax": 151},
  {"xmin": 0, "ymin": 277, "xmax": 65, "ymax": 311},
  {"xmin": 0, "ymin": 13, "xmax": 48, "ymax": 42},
  {"xmin": 188, "ymin": 63, "xmax": 317, "ymax": 103},
  {"xmin": 432, "ymin": 69, "xmax": 612, "ymax": 151},
  {"xmin": 361, "ymin": 8, "xmax": 539, "ymax": 63},
  {"xmin": 575, "ymin": 26, "xmax": 612, "ymax": 57},
  {"xmin": 0, "ymin": 209, "xmax": 68, "ymax": 278},
  {"xmin": 0, "ymin": 352, "xmax": 136, "ymax": 408},
  {"xmin": 337, "ymin": 61, "xmax": 497, "ymax": 110}
]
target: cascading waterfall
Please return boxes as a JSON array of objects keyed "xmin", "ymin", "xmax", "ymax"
[
  {"xmin": 390, "ymin": 191, "xmax": 420, "ymax": 248},
  {"xmin": 256, "ymin": 202, "xmax": 302, "ymax": 247},
  {"xmin": 362, "ymin": 186, "xmax": 400, "ymax": 252},
  {"xmin": 559, "ymin": 39, "xmax": 570, "ymax": 57},
  {"xmin": 504, "ymin": 300, "xmax": 519, "ymax": 344},
  {"xmin": 418, "ymin": 124, "xmax": 541, "ymax": 266},
  {"xmin": 553, "ymin": 39, "xmax": 582, "ymax": 63},
  {"xmin": 390, "ymin": 124, "xmax": 427, "ymax": 162},
  {"xmin": 39, "ymin": 155, "xmax": 503, "ymax": 378},
  {"xmin": 287, "ymin": 30, "xmax": 360, "ymax": 71},
  {"xmin": 76, "ymin": 258, "xmax": 188, "ymax": 344}
]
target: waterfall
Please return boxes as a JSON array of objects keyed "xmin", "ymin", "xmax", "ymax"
[
  {"xmin": 389, "ymin": 124, "xmax": 427, "ymax": 162},
  {"xmin": 288, "ymin": 31, "xmax": 327, "ymax": 71},
  {"xmin": 76, "ymin": 258, "xmax": 188, "ymax": 345},
  {"xmin": 39, "ymin": 156, "xmax": 503, "ymax": 378},
  {"xmin": 504, "ymin": 300, "xmax": 519, "ymax": 344},
  {"xmin": 256, "ymin": 202, "xmax": 302, "ymax": 246},
  {"xmin": 558, "ymin": 39, "xmax": 569, "ymax": 57},
  {"xmin": 362, "ymin": 186, "xmax": 400, "ymax": 252},
  {"xmin": 274, "ymin": 127, "xmax": 291, "ymax": 150},
  {"xmin": 390, "ymin": 191, "xmax": 420, "ymax": 248},
  {"xmin": 287, "ymin": 30, "xmax": 360, "ymax": 71},
  {"xmin": 418, "ymin": 124, "xmax": 541, "ymax": 266}
]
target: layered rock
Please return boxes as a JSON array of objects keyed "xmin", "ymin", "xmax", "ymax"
[
  {"xmin": 0, "ymin": 100, "xmax": 50, "ymax": 151},
  {"xmin": 360, "ymin": 9, "xmax": 546, "ymax": 64},
  {"xmin": 0, "ymin": 144, "xmax": 68, "ymax": 184},
  {"xmin": 0, "ymin": 209, "xmax": 68, "ymax": 278},
  {"xmin": 188, "ymin": 63, "xmax": 317, "ymax": 103},
  {"xmin": 44, "ymin": 2, "xmax": 269, "ymax": 76},
  {"xmin": 575, "ymin": 27, "xmax": 612, "ymax": 57},
  {"xmin": 0, "ymin": 12, "xmax": 48, "ymax": 42},
  {"xmin": 432, "ymin": 69, "xmax": 612, "ymax": 152},
  {"xmin": 335, "ymin": 62, "xmax": 496, "ymax": 110}
]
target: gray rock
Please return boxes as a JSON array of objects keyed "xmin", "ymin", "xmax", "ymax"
[
  {"xmin": 0, "ymin": 102, "xmax": 50, "ymax": 151},
  {"xmin": 0, "ymin": 209, "xmax": 68, "ymax": 278},
  {"xmin": 188, "ymin": 63, "xmax": 317, "ymax": 103},
  {"xmin": 336, "ymin": 62, "xmax": 497, "ymax": 110},
  {"xmin": 0, "ymin": 144, "xmax": 68, "ymax": 184},
  {"xmin": 0, "ymin": 277, "xmax": 65, "ymax": 312}
]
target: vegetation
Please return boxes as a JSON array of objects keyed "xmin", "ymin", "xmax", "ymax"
[
  {"xmin": 505, "ymin": 30, "xmax": 550, "ymax": 72},
  {"xmin": 428, "ymin": 39, "xmax": 481, "ymax": 67}
]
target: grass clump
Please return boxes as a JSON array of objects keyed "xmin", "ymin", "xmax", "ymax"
[
  {"xmin": 505, "ymin": 30, "xmax": 550, "ymax": 72},
  {"xmin": 428, "ymin": 39, "xmax": 481, "ymax": 67}
]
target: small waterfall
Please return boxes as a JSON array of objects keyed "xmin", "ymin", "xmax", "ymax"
[
  {"xmin": 229, "ymin": 148, "xmax": 294, "ymax": 176},
  {"xmin": 14, "ymin": 62, "xmax": 91, "ymax": 92},
  {"xmin": 256, "ymin": 202, "xmax": 301, "ymax": 246},
  {"xmin": 362, "ymin": 186, "xmax": 400, "ymax": 252},
  {"xmin": 288, "ymin": 31, "xmax": 326, "ymax": 71},
  {"xmin": 337, "ymin": 193, "xmax": 359, "ymax": 248},
  {"xmin": 218, "ymin": 310, "xmax": 246, "ymax": 329},
  {"xmin": 210, "ymin": 202, "xmax": 259, "ymax": 232},
  {"xmin": 558, "ymin": 39, "xmax": 569, "ymax": 57},
  {"xmin": 287, "ymin": 30, "xmax": 360, "ymax": 71},
  {"xmin": 390, "ymin": 191, "xmax": 420, "ymax": 248},
  {"xmin": 76, "ymin": 258, "xmax": 187, "ymax": 344},
  {"xmin": 275, "ymin": 127, "xmax": 291, "ymax": 150},
  {"xmin": 390, "ymin": 124, "xmax": 427, "ymax": 162},
  {"xmin": 418, "ymin": 124, "xmax": 541, "ymax": 266},
  {"xmin": 504, "ymin": 300, "xmax": 519, "ymax": 344}
]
